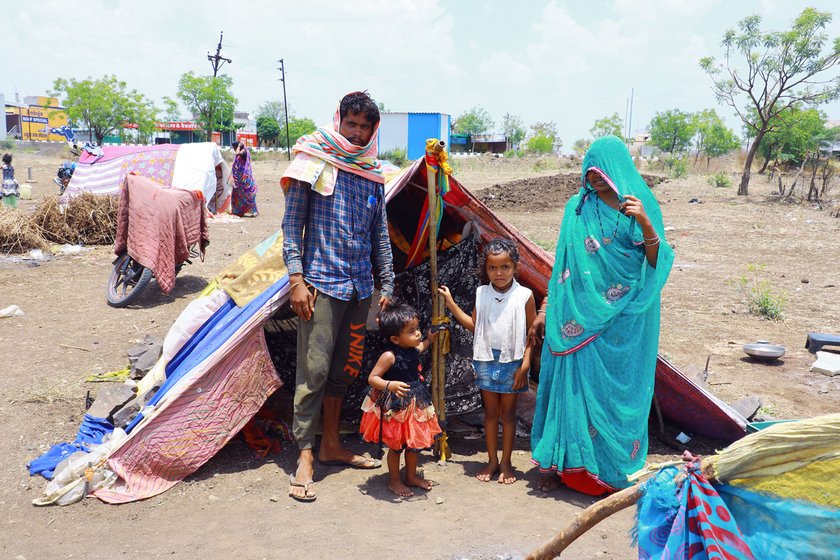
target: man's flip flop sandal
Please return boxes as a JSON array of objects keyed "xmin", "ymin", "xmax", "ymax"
[{"xmin": 288, "ymin": 474, "xmax": 317, "ymax": 502}]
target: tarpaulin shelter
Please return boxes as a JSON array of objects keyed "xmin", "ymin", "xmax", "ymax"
[
  {"xmin": 59, "ymin": 142, "xmax": 231, "ymax": 213},
  {"xmin": 31, "ymin": 158, "xmax": 747, "ymax": 505}
]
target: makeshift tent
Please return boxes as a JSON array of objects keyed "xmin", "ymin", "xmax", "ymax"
[
  {"xmin": 31, "ymin": 157, "xmax": 746, "ymax": 505},
  {"xmin": 59, "ymin": 143, "xmax": 231, "ymax": 213}
]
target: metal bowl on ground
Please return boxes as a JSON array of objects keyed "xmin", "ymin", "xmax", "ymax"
[{"xmin": 743, "ymin": 341, "xmax": 786, "ymax": 362}]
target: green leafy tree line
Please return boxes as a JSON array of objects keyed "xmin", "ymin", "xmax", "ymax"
[
  {"xmin": 51, "ymin": 75, "xmax": 157, "ymax": 144},
  {"xmin": 700, "ymin": 8, "xmax": 840, "ymax": 195}
]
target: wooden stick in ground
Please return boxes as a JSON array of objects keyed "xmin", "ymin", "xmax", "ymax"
[
  {"xmin": 526, "ymin": 484, "xmax": 643, "ymax": 560},
  {"xmin": 425, "ymin": 139, "xmax": 448, "ymax": 460}
]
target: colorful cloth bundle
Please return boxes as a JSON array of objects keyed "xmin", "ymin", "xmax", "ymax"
[
  {"xmin": 636, "ymin": 415, "xmax": 840, "ymax": 559},
  {"xmin": 636, "ymin": 465, "xmax": 755, "ymax": 559}
]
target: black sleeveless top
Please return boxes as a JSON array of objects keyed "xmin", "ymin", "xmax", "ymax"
[{"xmin": 382, "ymin": 344, "xmax": 422, "ymax": 383}]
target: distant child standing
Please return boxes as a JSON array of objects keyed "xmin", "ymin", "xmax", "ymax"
[
  {"xmin": 2, "ymin": 154, "xmax": 19, "ymax": 208},
  {"xmin": 360, "ymin": 302, "xmax": 442, "ymax": 498},
  {"xmin": 439, "ymin": 238, "xmax": 536, "ymax": 484}
]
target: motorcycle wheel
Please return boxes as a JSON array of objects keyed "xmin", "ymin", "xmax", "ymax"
[{"xmin": 106, "ymin": 253, "xmax": 153, "ymax": 307}]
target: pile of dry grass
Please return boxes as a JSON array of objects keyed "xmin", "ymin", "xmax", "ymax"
[
  {"xmin": 0, "ymin": 205, "xmax": 49, "ymax": 254},
  {"xmin": 0, "ymin": 194, "xmax": 119, "ymax": 254},
  {"xmin": 31, "ymin": 193, "xmax": 119, "ymax": 245}
]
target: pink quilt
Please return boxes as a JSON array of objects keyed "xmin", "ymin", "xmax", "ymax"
[
  {"xmin": 93, "ymin": 329, "xmax": 282, "ymax": 504},
  {"xmin": 114, "ymin": 173, "xmax": 209, "ymax": 293}
]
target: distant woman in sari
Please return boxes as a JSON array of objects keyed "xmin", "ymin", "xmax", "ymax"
[
  {"xmin": 529, "ymin": 136, "xmax": 673, "ymax": 495},
  {"xmin": 230, "ymin": 141, "xmax": 259, "ymax": 217}
]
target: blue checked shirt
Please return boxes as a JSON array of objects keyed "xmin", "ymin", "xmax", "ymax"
[{"xmin": 282, "ymin": 170, "xmax": 394, "ymax": 301}]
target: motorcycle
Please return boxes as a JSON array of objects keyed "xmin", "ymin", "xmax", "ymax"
[
  {"xmin": 106, "ymin": 248, "xmax": 200, "ymax": 307},
  {"xmin": 105, "ymin": 173, "xmax": 209, "ymax": 308}
]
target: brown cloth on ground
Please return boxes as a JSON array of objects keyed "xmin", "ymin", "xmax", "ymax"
[{"xmin": 114, "ymin": 173, "xmax": 209, "ymax": 293}]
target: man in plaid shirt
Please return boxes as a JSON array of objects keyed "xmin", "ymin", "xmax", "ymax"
[{"xmin": 282, "ymin": 92, "xmax": 394, "ymax": 501}]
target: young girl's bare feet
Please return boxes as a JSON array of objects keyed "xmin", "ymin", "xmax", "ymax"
[
  {"xmin": 388, "ymin": 479, "xmax": 414, "ymax": 498},
  {"xmin": 406, "ymin": 474, "xmax": 435, "ymax": 491},
  {"xmin": 476, "ymin": 460, "xmax": 499, "ymax": 482},
  {"xmin": 498, "ymin": 463, "xmax": 517, "ymax": 484}
]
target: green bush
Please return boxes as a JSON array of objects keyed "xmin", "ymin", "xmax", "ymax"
[
  {"xmin": 0, "ymin": 139, "xmax": 14, "ymax": 150},
  {"xmin": 668, "ymin": 156, "xmax": 689, "ymax": 178},
  {"xmin": 736, "ymin": 264, "xmax": 786, "ymax": 320},
  {"xmin": 707, "ymin": 171, "xmax": 732, "ymax": 188},
  {"xmin": 379, "ymin": 147, "xmax": 408, "ymax": 167},
  {"xmin": 533, "ymin": 238, "xmax": 557, "ymax": 253},
  {"xmin": 526, "ymin": 134, "xmax": 554, "ymax": 155}
]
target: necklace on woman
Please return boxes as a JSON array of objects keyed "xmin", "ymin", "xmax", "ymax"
[{"xmin": 594, "ymin": 196, "xmax": 621, "ymax": 244}]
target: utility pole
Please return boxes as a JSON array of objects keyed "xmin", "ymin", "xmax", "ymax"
[
  {"xmin": 207, "ymin": 31, "xmax": 232, "ymax": 144},
  {"xmin": 624, "ymin": 95, "xmax": 631, "ymax": 142},
  {"xmin": 278, "ymin": 58, "xmax": 291, "ymax": 160},
  {"xmin": 627, "ymin": 87, "xmax": 635, "ymax": 146},
  {"xmin": 207, "ymin": 31, "xmax": 232, "ymax": 77}
]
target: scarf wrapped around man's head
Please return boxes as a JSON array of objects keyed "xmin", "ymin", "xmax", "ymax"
[{"xmin": 281, "ymin": 93, "xmax": 384, "ymax": 194}]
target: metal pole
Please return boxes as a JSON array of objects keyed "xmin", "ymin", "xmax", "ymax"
[{"xmin": 279, "ymin": 59, "xmax": 291, "ymax": 160}]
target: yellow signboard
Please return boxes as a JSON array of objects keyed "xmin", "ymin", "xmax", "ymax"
[{"xmin": 19, "ymin": 105, "xmax": 71, "ymax": 142}]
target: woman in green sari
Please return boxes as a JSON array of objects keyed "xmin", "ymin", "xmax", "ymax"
[{"xmin": 529, "ymin": 136, "xmax": 673, "ymax": 495}]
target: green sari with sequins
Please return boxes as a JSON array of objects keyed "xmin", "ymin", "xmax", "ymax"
[{"xmin": 531, "ymin": 136, "xmax": 673, "ymax": 495}]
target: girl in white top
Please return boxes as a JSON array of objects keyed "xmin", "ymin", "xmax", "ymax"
[{"xmin": 439, "ymin": 238, "xmax": 536, "ymax": 484}]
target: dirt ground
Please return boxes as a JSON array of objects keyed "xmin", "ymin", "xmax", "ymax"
[{"xmin": 1, "ymin": 149, "xmax": 839, "ymax": 560}]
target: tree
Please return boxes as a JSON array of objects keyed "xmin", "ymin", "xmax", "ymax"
[
  {"xmin": 160, "ymin": 96, "xmax": 181, "ymax": 121},
  {"xmin": 751, "ymin": 104, "xmax": 825, "ymax": 172},
  {"xmin": 526, "ymin": 121, "xmax": 561, "ymax": 154},
  {"xmin": 572, "ymin": 138, "xmax": 591, "ymax": 157},
  {"xmin": 256, "ymin": 115, "xmax": 281, "ymax": 146},
  {"xmin": 176, "ymin": 71, "xmax": 238, "ymax": 139},
  {"xmin": 700, "ymin": 8, "xmax": 840, "ymax": 195},
  {"xmin": 648, "ymin": 109, "xmax": 695, "ymax": 153},
  {"xmin": 590, "ymin": 113, "xmax": 624, "ymax": 140},
  {"xmin": 692, "ymin": 109, "xmax": 740, "ymax": 165},
  {"xmin": 51, "ymin": 75, "xmax": 158, "ymax": 145},
  {"xmin": 502, "ymin": 113, "xmax": 526, "ymax": 149},
  {"xmin": 454, "ymin": 106, "xmax": 494, "ymax": 135},
  {"xmin": 280, "ymin": 117, "xmax": 317, "ymax": 149},
  {"xmin": 256, "ymin": 101, "xmax": 288, "ymax": 127}
]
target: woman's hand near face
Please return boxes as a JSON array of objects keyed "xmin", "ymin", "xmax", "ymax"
[{"xmin": 619, "ymin": 195, "xmax": 650, "ymax": 227}]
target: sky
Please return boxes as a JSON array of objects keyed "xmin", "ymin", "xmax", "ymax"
[{"xmin": 3, "ymin": 0, "xmax": 840, "ymax": 150}]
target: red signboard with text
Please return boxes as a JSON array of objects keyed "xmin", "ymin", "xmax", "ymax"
[{"xmin": 236, "ymin": 132, "xmax": 257, "ymax": 147}]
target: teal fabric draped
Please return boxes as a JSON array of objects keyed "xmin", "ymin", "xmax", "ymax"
[{"xmin": 531, "ymin": 136, "xmax": 673, "ymax": 493}]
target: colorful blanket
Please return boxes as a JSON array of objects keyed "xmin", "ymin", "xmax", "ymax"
[
  {"xmin": 61, "ymin": 145, "xmax": 179, "ymax": 203},
  {"xmin": 114, "ymin": 174, "xmax": 209, "ymax": 294},
  {"xmin": 281, "ymin": 95, "xmax": 383, "ymax": 195},
  {"xmin": 92, "ymin": 329, "xmax": 280, "ymax": 503},
  {"xmin": 636, "ymin": 464, "xmax": 755, "ymax": 559}
]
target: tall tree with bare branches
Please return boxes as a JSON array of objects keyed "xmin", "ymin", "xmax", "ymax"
[{"xmin": 700, "ymin": 8, "xmax": 840, "ymax": 195}]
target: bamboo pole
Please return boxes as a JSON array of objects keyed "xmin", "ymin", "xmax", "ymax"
[
  {"xmin": 425, "ymin": 139, "xmax": 450, "ymax": 460},
  {"xmin": 526, "ymin": 484, "xmax": 643, "ymax": 560}
]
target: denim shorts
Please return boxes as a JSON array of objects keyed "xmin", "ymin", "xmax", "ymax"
[{"xmin": 473, "ymin": 349, "xmax": 527, "ymax": 394}]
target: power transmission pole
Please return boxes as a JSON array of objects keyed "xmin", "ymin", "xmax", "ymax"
[
  {"xmin": 278, "ymin": 59, "xmax": 291, "ymax": 160},
  {"xmin": 208, "ymin": 31, "xmax": 232, "ymax": 77},
  {"xmin": 207, "ymin": 31, "xmax": 232, "ymax": 144},
  {"xmin": 628, "ymin": 87, "xmax": 635, "ymax": 145}
]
